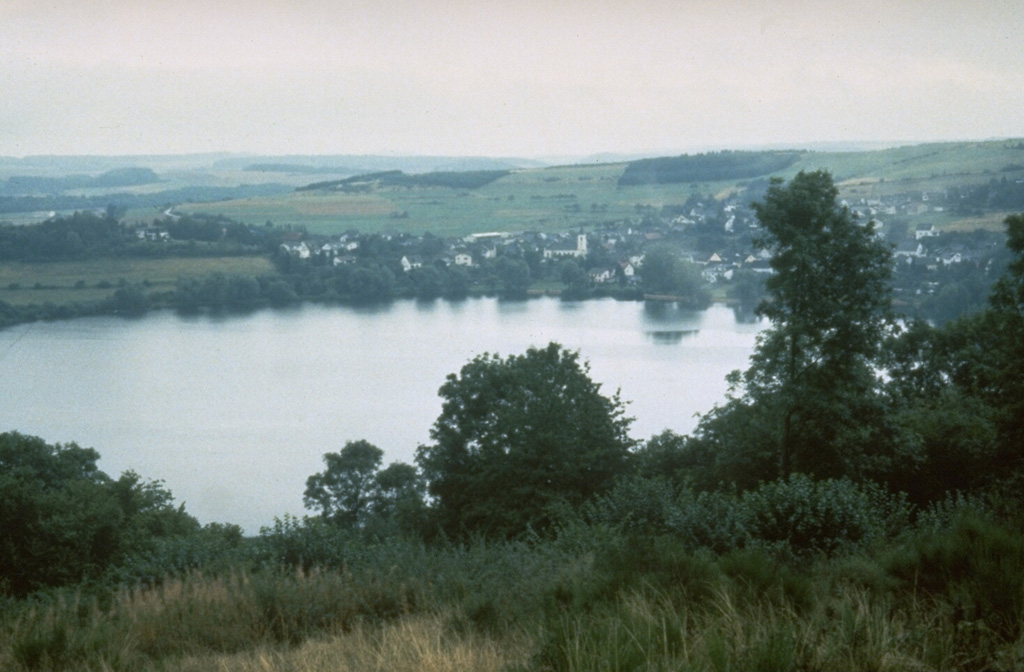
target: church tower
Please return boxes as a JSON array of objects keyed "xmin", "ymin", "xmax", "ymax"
[{"xmin": 577, "ymin": 230, "xmax": 587, "ymax": 256}]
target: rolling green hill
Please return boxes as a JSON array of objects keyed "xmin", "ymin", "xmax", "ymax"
[{"xmin": 170, "ymin": 140, "xmax": 1024, "ymax": 237}]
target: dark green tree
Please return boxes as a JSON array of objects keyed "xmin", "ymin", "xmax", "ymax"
[
  {"xmin": 559, "ymin": 259, "xmax": 589, "ymax": 298},
  {"xmin": 442, "ymin": 264, "xmax": 470, "ymax": 299},
  {"xmin": 304, "ymin": 440, "xmax": 384, "ymax": 528},
  {"xmin": 727, "ymin": 268, "xmax": 765, "ymax": 312},
  {"xmin": 409, "ymin": 265, "xmax": 444, "ymax": 299},
  {"xmin": 266, "ymin": 279, "xmax": 299, "ymax": 306},
  {"xmin": 640, "ymin": 247, "xmax": 710, "ymax": 305},
  {"xmin": 696, "ymin": 171, "xmax": 894, "ymax": 483},
  {"xmin": 416, "ymin": 343, "xmax": 634, "ymax": 539},
  {"xmin": 109, "ymin": 470, "xmax": 200, "ymax": 549},
  {"xmin": 112, "ymin": 283, "xmax": 150, "ymax": 315},
  {"xmin": 986, "ymin": 213, "xmax": 1024, "ymax": 462},
  {"xmin": 639, "ymin": 247, "xmax": 680, "ymax": 294},
  {"xmin": 879, "ymin": 214, "xmax": 1024, "ymax": 500},
  {"xmin": 496, "ymin": 257, "xmax": 532, "ymax": 299},
  {"xmin": 225, "ymin": 275, "xmax": 260, "ymax": 309},
  {"xmin": 371, "ymin": 462, "xmax": 427, "ymax": 536},
  {"xmin": 347, "ymin": 265, "xmax": 395, "ymax": 302},
  {"xmin": 0, "ymin": 432, "xmax": 198, "ymax": 596}
]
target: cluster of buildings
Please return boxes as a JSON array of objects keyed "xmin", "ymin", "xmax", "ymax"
[
  {"xmin": 269, "ymin": 186, "xmax": 999, "ymax": 292},
  {"xmin": 893, "ymin": 224, "xmax": 986, "ymax": 267},
  {"xmin": 278, "ymin": 226, "xmax": 759, "ymax": 288}
]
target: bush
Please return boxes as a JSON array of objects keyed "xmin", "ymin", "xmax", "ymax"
[
  {"xmin": 254, "ymin": 514, "xmax": 353, "ymax": 571},
  {"xmin": 740, "ymin": 475, "xmax": 910, "ymax": 557},
  {"xmin": 884, "ymin": 511, "xmax": 1024, "ymax": 640},
  {"xmin": 579, "ymin": 474, "xmax": 911, "ymax": 559}
]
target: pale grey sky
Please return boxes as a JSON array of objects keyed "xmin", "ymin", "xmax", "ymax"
[{"xmin": 2, "ymin": 0, "xmax": 1022, "ymax": 158}]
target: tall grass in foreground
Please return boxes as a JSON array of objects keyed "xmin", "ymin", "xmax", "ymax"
[
  {"xmin": 539, "ymin": 586, "xmax": 964, "ymax": 672},
  {"xmin": 170, "ymin": 615, "xmax": 531, "ymax": 672},
  {"xmin": 0, "ymin": 568, "xmax": 426, "ymax": 671},
  {"xmin": 3, "ymin": 502, "xmax": 1024, "ymax": 671},
  {"xmin": 7, "ymin": 577, "xmax": 1019, "ymax": 672}
]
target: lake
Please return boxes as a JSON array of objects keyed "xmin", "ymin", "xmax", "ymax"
[{"xmin": 0, "ymin": 298, "xmax": 763, "ymax": 532}]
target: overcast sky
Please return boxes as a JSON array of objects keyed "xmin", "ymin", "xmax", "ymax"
[{"xmin": 2, "ymin": 0, "xmax": 1022, "ymax": 158}]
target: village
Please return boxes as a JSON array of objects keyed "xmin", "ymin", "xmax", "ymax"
[{"xmin": 268, "ymin": 183, "xmax": 1007, "ymax": 320}]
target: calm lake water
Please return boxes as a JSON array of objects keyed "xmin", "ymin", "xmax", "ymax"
[{"xmin": 0, "ymin": 298, "xmax": 762, "ymax": 532}]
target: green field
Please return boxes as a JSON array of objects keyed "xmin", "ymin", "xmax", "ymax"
[
  {"xmin": 0, "ymin": 256, "xmax": 275, "ymax": 306},
  {"xmin": 169, "ymin": 140, "xmax": 1024, "ymax": 238},
  {"xmin": 176, "ymin": 163, "xmax": 714, "ymax": 237}
]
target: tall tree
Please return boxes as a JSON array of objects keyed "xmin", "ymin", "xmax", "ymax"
[
  {"xmin": 640, "ymin": 247, "xmax": 709, "ymax": 304},
  {"xmin": 986, "ymin": 213, "xmax": 1024, "ymax": 461},
  {"xmin": 0, "ymin": 432, "xmax": 198, "ymax": 596},
  {"xmin": 304, "ymin": 440, "xmax": 384, "ymax": 528},
  {"xmin": 371, "ymin": 462, "xmax": 428, "ymax": 536},
  {"xmin": 416, "ymin": 343, "xmax": 634, "ymax": 539},
  {"xmin": 496, "ymin": 257, "xmax": 532, "ymax": 299},
  {"xmin": 879, "ymin": 213, "xmax": 1024, "ymax": 499},
  {"xmin": 697, "ymin": 171, "xmax": 894, "ymax": 482}
]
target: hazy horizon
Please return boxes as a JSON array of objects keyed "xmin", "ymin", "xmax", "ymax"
[
  {"xmin": 3, "ymin": 1, "xmax": 1023, "ymax": 159},
  {"xmin": 0, "ymin": 139, "xmax": 979, "ymax": 163}
]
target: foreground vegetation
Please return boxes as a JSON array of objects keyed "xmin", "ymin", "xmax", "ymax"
[
  {"xmin": 3, "ymin": 494, "xmax": 1023, "ymax": 671},
  {"xmin": 3, "ymin": 169, "xmax": 1024, "ymax": 670}
]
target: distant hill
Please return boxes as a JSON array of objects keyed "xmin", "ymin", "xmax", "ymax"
[
  {"xmin": 217, "ymin": 154, "xmax": 541, "ymax": 174},
  {"xmin": 1, "ymin": 167, "xmax": 160, "ymax": 195},
  {"xmin": 244, "ymin": 163, "xmax": 354, "ymax": 175},
  {"xmin": 619, "ymin": 151, "xmax": 805, "ymax": 186},
  {"xmin": 0, "ymin": 183, "xmax": 293, "ymax": 216},
  {"xmin": 5, "ymin": 140, "xmax": 1024, "ymax": 229},
  {"xmin": 297, "ymin": 169, "xmax": 512, "ymax": 192}
]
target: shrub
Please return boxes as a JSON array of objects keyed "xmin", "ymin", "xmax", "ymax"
[
  {"xmin": 740, "ymin": 475, "xmax": 907, "ymax": 557},
  {"xmin": 579, "ymin": 474, "xmax": 910, "ymax": 559},
  {"xmin": 884, "ymin": 511, "xmax": 1024, "ymax": 640},
  {"xmin": 670, "ymin": 488, "xmax": 754, "ymax": 554},
  {"xmin": 254, "ymin": 514, "xmax": 352, "ymax": 570}
]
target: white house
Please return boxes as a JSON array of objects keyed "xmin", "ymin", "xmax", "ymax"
[
  {"xmin": 702, "ymin": 264, "xmax": 733, "ymax": 283},
  {"xmin": 136, "ymin": 228, "xmax": 169, "ymax": 241},
  {"xmin": 400, "ymin": 255, "xmax": 423, "ymax": 272},
  {"xmin": 894, "ymin": 240, "xmax": 926, "ymax": 261},
  {"xmin": 280, "ymin": 242, "xmax": 311, "ymax": 259}
]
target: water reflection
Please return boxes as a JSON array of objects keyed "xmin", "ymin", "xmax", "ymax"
[
  {"xmin": 645, "ymin": 329, "xmax": 699, "ymax": 344},
  {"xmin": 642, "ymin": 300, "xmax": 703, "ymax": 325},
  {"xmin": 731, "ymin": 305, "xmax": 762, "ymax": 324}
]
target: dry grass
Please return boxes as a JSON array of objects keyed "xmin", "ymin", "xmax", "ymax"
[
  {"xmin": 5, "ymin": 511, "xmax": 1024, "ymax": 671},
  {"xmin": 171, "ymin": 615, "xmax": 532, "ymax": 672},
  {"xmin": 3, "ymin": 568, "xmax": 1022, "ymax": 672},
  {"xmin": 0, "ymin": 568, "xmax": 430, "ymax": 672}
]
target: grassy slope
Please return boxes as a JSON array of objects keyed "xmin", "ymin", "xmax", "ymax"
[
  {"xmin": 4, "ymin": 528, "xmax": 1021, "ymax": 672},
  {"xmin": 171, "ymin": 140, "xmax": 1024, "ymax": 238}
]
